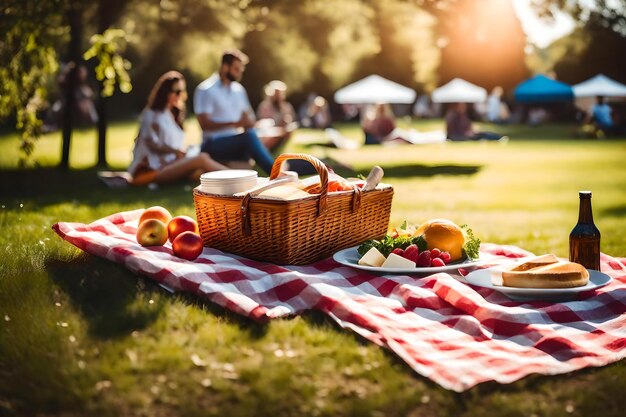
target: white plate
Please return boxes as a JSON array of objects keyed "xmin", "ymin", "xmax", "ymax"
[
  {"xmin": 465, "ymin": 268, "xmax": 612, "ymax": 301},
  {"xmin": 333, "ymin": 246, "xmax": 482, "ymax": 274}
]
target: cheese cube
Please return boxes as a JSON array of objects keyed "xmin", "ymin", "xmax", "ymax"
[
  {"xmin": 382, "ymin": 253, "xmax": 416, "ymax": 269},
  {"xmin": 358, "ymin": 247, "xmax": 386, "ymax": 267}
]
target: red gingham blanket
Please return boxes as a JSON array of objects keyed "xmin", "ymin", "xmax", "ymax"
[{"xmin": 52, "ymin": 209, "xmax": 626, "ymax": 392}]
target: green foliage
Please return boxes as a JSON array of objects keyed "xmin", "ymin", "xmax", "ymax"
[
  {"xmin": 460, "ymin": 224, "xmax": 481, "ymax": 260},
  {"xmin": 0, "ymin": 2, "xmax": 63, "ymax": 165},
  {"xmin": 358, "ymin": 234, "xmax": 427, "ymax": 257},
  {"xmin": 83, "ymin": 28, "xmax": 133, "ymax": 97}
]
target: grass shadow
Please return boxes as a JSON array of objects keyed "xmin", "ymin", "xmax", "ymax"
[
  {"xmin": 381, "ymin": 163, "xmax": 482, "ymax": 178},
  {"xmin": 46, "ymin": 254, "xmax": 167, "ymax": 339},
  {"xmin": 46, "ymin": 252, "xmax": 269, "ymax": 340},
  {"xmin": 0, "ymin": 167, "xmax": 199, "ymax": 211},
  {"xmin": 602, "ymin": 204, "xmax": 626, "ymax": 218},
  {"xmin": 171, "ymin": 291, "xmax": 269, "ymax": 339}
]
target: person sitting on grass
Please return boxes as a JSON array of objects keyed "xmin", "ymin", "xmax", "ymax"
[
  {"xmin": 361, "ymin": 103, "xmax": 399, "ymax": 145},
  {"xmin": 255, "ymin": 80, "xmax": 298, "ymax": 152},
  {"xmin": 99, "ymin": 71, "xmax": 228, "ymax": 188},
  {"xmin": 445, "ymin": 103, "xmax": 507, "ymax": 142},
  {"xmin": 360, "ymin": 103, "xmax": 446, "ymax": 146},
  {"xmin": 194, "ymin": 49, "xmax": 275, "ymax": 174}
]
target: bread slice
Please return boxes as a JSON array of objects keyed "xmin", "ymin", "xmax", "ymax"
[{"xmin": 502, "ymin": 255, "xmax": 589, "ymax": 288}]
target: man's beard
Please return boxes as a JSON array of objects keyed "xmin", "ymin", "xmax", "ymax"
[{"xmin": 226, "ymin": 71, "xmax": 238, "ymax": 82}]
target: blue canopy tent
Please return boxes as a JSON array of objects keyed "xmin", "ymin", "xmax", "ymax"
[{"xmin": 514, "ymin": 75, "xmax": 574, "ymax": 103}]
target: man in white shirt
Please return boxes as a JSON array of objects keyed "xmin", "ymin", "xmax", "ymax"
[{"xmin": 195, "ymin": 49, "xmax": 275, "ymax": 174}]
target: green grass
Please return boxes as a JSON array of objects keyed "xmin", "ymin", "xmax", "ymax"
[{"xmin": 1, "ymin": 119, "xmax": 626, "ymax": 416}]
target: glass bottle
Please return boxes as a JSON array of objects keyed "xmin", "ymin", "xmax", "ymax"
[{"xmin": 569, "ymin": 191, "xmax": 601, "ymax": 270}]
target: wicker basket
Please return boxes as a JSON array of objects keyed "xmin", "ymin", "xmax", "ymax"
[{"xmin": 193, "ymin": 153, "xmax": 394, "ymax": 265}]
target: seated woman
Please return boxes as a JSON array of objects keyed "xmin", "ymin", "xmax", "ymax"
[
  {"xmin": 445, "ymin": 103, "xmax": 506, "ymax": 141},
  {"xmin": 361, "ymin": 104, "xmax": 447, "ymax": 145},
  {"xmin": 299, "ymin": 95, "xmax": 332, "ymax": 129},
  {"xmin": 255, "ymin": 80, "xmax": 298, "ymax": 152},
  {"xmin": 361, "ymin": 104, "xmax": 397, "ymax": 145},
  {"xmin": 100, "ymin": 71, "xmax": 227, "ymax": 187}
]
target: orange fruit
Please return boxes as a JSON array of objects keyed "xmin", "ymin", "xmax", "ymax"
[{"xmin": 415, "ymin": 219, "xmax": 465, "ymax": 261}]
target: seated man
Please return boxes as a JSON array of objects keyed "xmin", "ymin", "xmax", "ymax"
[
  {"xmin": 194, "ymin": 49, "xmax": 275, "ymax": 174},
  {"xmin": 446, "ymin": 103, "xmax": 506, "ymax": 141},
  {"xmin": 592, "ymin": 96, "xmax": 614, "ymax": 132},
  {"xmin": 255, "ymin": 80, "xmax": 298, "ymax": 152}
]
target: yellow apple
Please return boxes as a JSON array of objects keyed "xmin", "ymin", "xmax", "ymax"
[{"xmin": 136, "ymin": 219, "xmax": 168, "ymax": 246}]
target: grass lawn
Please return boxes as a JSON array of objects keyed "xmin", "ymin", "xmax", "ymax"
[{"xmin": 1, "ymin": 119, "xmax": 625, "ymax": 416}]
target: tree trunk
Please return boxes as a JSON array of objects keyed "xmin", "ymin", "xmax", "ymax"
[
  {"xmin": 96, "ymin": 0, "xmax": 128, "ymax": 168},
  {"xmin": 60, "ymin": 6, "xmax": 83, "ymax": 170},
  {"xmin": 96, "ymin": 92, "xmax": 108, "ymax": 167}
]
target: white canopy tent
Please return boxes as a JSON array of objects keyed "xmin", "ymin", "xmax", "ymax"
[
  {"xmin": 573, "ymin": 74, "xmax": 626, "ymax": 98},
  {"xmin": 431, "ymin": 78, "xmax": 487, "ymax": 103},
  {"xmin": 334, "ymin": 75, "xmax": 416, "ymax": 104}
]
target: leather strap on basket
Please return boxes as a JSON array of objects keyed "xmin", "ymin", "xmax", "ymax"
[
  {"xmin": 241, "ymin": 193, "xmax": 253, "ymax": 236},
  {"xmin": 270, "ymin": 153, "xmax": 329, "ymax": 216},
  {"xmin": 350, "ymin": 182, "xmax": 362, "ymax": 212}
]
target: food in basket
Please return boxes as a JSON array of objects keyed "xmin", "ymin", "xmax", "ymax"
[
  {"xmin": 496, "ymin": 254, "xmax": 590, "ymax": 288},
  {"xmin": 193, "ymin": 153, "xmax": 394, "ymax": 265},
  {"xmin": 257, "ymin": 184, "xmax": 311, "ymax": 199},
  {"xmin": 357, "ymin": 219, "xmax": 480, "ymax": 269},
  {"xmin": 139, "ymin": 206, "xmax": 172, "ymax": 226},
  {"xmin": 136, "ymin": 218, "xmax": 168, "ymax": 246}
]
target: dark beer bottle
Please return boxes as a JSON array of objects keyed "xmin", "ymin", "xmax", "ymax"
[{"xmin": 569, "ymin": 191, "xmax": 601, "ymax": 270}]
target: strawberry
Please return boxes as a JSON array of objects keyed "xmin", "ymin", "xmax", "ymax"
[
  {"xmin": 431, "ymin": 258, "xmax": 445, "ymax": 267},
  {"xmin": 440, "ymin": 251, "xmax": 451, "ymax": 264},
  {"xmin": 417, "ymin": 250, "xmax": 431, "ymax": 267},
  {"xmin": 430, "ymin": 248, "xmax": 442, "ymax": 258},
  {"xmin": 403, "ymin": 244, "xmax": 419, "ymax": 262},
  {"xmin": 391, "ymin": 248, "xmax": 405, "ymax": 256}
]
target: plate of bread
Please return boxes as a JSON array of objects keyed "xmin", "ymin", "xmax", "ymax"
[{"xmin": 465, "ymin": 254, "xmax": 611, "ymax": 301}]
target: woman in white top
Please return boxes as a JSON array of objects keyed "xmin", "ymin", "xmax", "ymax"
[{"xmin": 127, "ymin": 71, "xmax": 227, "ymax": 185}]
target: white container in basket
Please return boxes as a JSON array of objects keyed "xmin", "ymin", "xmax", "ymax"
[{"xmin": 199, "ymin": 170, "xmax": 258, "ymax": 195}]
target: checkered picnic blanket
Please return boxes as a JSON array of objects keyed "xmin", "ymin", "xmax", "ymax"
[{"xmin": 52, "ymin": 209, "xmax": 626, "ymax": 392}]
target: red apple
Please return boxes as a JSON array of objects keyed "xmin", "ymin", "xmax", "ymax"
[
  {"xmin": 168, "ymin": 216, "xmax": 199, "ymax": 243},
  {"xmin": 172, "ymin": 231, "xmax": 203, "ymax": 260},
  {"xmin": 139, "ymin": 206, "xmax": 172, "ymax": 226},
  {"xmin": 136, "ymin": 219, "xmax": 168, "ymax": 246}
]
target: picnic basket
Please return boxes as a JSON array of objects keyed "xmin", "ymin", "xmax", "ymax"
[{"xmin": 193, "ymin": 153, "xmax": 394, "ymax": 265}]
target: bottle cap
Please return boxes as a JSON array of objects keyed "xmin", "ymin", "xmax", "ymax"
[{"xmin": 579, "ymin": 191, "xmax": 592, "ymax": 198}]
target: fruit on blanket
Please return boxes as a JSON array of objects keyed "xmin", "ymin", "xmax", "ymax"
[
  {"xmin": 136, "ymin": 219, "xmax": 168, "ymax": 246},
  {"xmin": 167, "ymin": 216, "xmax": 199, "ymax": 243},
  {"xmin": 139, "ymin": 206, "xmax": 172, "ymax": 226},
  {"xmin": 416, "ymin": 219, "xmax": 465, "ymax": 261},
  {"xmin": 172, "ymin": 231, "xmax": 203, "ymax": 260}
]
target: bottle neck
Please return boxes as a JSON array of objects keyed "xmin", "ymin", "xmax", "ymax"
[{"xmin": 578, "ymin": 197, "xmax": 594, "ymax": 224}]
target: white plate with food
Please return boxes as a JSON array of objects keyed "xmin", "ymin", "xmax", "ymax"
[
  {"xmin": 333, "ymin": 246, "xmax": 482, "ymax": 274},
  {"xmin": 465, "ymin": 254, "xmax": 611, "ymax": 301}
]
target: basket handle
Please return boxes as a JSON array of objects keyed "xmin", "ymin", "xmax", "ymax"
[{"xmin": 269, "ymin": 153, "xmax": 329, "ymax": 216}]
